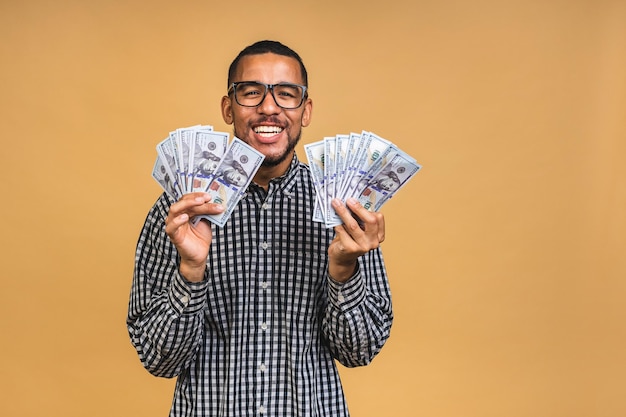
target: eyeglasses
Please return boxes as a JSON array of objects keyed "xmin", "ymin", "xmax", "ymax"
[{"xmin": 228, "ymin": 81, "xmax": 308, "ymax": 110}]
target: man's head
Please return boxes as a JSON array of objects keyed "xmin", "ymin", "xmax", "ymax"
[
  {"xmin": 227, "ymin": 40, "xmax": 308, "ymax": 88},
  {"xmin": 221, "ymin": 40, "xmax": 313, "ymax": 173}
]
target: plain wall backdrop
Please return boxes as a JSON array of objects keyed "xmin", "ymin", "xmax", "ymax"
[{"xmin": 1, "ymin": 0, "xmax": 625, "ymax": 416}]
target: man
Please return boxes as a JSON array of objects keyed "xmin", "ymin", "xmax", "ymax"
[{"xmin": 128, "ymin": 40, "xmax": 393, "ymax": 416}]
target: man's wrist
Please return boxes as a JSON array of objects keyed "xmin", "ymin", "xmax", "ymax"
[
  {"xmin": 328, "ymin": 261, "xmax": 357, "ymax": 283},
  {"xmin": 179, "ymin": 260, "xmax": 207, "ymax": 283}
]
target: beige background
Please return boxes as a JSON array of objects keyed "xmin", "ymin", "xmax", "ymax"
[{"xmin": 1, "ymin": 0, "xmax": 625, "ymax": 416}]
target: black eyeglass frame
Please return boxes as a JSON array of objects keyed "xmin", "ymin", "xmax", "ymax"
[{"xmin": 227, "ymin": 81, "xmax": 308, "ymax": 110}]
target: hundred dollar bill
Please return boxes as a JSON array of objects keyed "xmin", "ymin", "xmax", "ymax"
[
  {"xmin": 199, "ymin": 137, "xmax": 265, "ymax": 227},
  {"xmin": 323, "ymin": 134, "xmax": 350, "ymax": 227},
  {"xmin": 152, "ymin": 155, "xmax": 180, "ymax": 199},
  {"xmin": 346, "ymin": 132, "xmax": 391, "ymax": 198},
  {"xmin": 312, "ymin": 196, "xmax": 325, "ymax": 224},
  {"xmin": 323, "ymin": 136, "xmax": 337, "ymax": 225},
  {"xmin": 336, "ymin": 132, "xmax": 361, "ymax": 201},
  {"xmin": 334, "ymin": 134, "xmax": 349, "ymax": 197},
  {"xmin": 191, "ymin": 130, "xmax": 228, "ymax": 192},
  {"xmin": 304, "ymin": 141, "xmax": 327, "ymax": 223},
  {"xmin": 356, "ymin": 149, "xmax": 422, "ymax": 212},
  {"xmin": 340, "ymin": 131, "xmax": 373, "ymax": 201},
  {"xmin": 166, "ymin": 130, "xmax": 183, "ymax": 190},
  {"xmin": 156, "ymin": 136, "xmax": 183, "ymax": 197},
  {"xmin": 335, "ymin": 134, "xmax": 350, "ymax": 188},
  {"xmin": 352, "ymin": 138, "xmax": 399, "ymax": 199},
  {"xmin": 325, "ymin": 132, "xmax": 391, "ymax": 226},
  {"xmin": 175, "ymin": 126, "xmax": 197, "ymax": 193},
  {"xmin": 326, "ymin": 132, "xmax": 392, "ymax": 227}
]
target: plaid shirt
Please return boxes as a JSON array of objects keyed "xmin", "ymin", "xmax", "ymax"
[{"xmin": 127, "ymin": 154, "xmax": 393, "ymax": 417}]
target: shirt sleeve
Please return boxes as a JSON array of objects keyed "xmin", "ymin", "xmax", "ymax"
[
  {"xmin": 126, "ymin": 193, "xmax": 208, "ymax": 378},
  {"xmin": 322, "ymin": 247, "xmax": 393, "ymax": 367}
]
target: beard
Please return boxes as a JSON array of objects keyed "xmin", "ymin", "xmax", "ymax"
[
  {"xmin": 261, "ymin": 130, "xmax": 301, "ymax": 167},
  {"xmin": 233, "ymin": 122, "xmax": 302, "ymax": 168}
]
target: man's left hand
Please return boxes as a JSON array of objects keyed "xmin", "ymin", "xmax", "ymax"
[{"xmin": 327, "ymin": 198, "xmax": 385, "ymax": 282}]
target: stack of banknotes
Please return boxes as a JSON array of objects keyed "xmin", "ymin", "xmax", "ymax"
[
  {"xmin": 151, "ymin": 124, "xmax": 264, "ymax": 227},
  {"xmin": 305, "ymin": 131, "xmax": 422, "ymax": 228},
  {"xmin": 152, "ymin": 125, "xmax": 421, "ymax": 228}
]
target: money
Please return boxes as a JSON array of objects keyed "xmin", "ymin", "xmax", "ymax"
[
  {"xmin": 151, "ymin": 125, "xmax": 264, "ymax": 227},
  {"xmin": 151, "ymin": 126, "xmax": 421, "ymax": 228},
  {"xmin": 355, "ymin": 148, "xmax": 421, "ymax": 212},
  {"xmin": 191, "ymin": 130, "xmax": 229, "ymax": 192},
  {"xmin": 156, "ymin": 135, "xmax": 183, "ymax": 199},
  {"xmin": 305, "ymin": 130, "xmax": 422, "ymax": 228},
  {"xmin": 303, "ymin": 141, "xmax": 327, "ymax": 223},
  {"xmin": 151, "ymin": 156, "xmax": 179, "ymax": 200},
  {"xmin": 198, "ymin": 138, "xmax": 265, "ymax": 227}
]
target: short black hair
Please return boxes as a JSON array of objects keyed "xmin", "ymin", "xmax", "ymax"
[{"xmin": 227, "ymin": 40, "xmax": 308, "ymax": 87}]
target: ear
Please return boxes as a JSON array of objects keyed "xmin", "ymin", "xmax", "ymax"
[
  {"xmin": 301, "ymin": 97, "xmax": 313, "ymax": 127},
  {"xmin": 221, "ymin": 95, "xmax": 234, "ymax": 125}
]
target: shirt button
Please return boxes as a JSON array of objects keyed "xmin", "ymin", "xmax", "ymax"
[
  {"xmin": 337, "ymin": 293, "xmax": 345, "ymax": 303},
  {"xmin": 261, "ymin": 202, "xmax": 270, "ymax": 210},
  {"xmin": 259, "ymin": 363, "xmax": 267, "ymax": 372},
  {"xmin": 261, "ymin": 281, "xmax": 268, "ymax": 289},
  {"xmin": 181, "ymin": 295, "xmax": 190, "ymax": 305},
  {"xmin": 260, "ymin": 241, "xmax": 269, "ymax": 250},
  {"xmin": 259, "ymin": 405, "xmax": 266, "ymax": 414},
  {"xmin": 260, "ymin": 322, "xmax": 268, "ymax": 331}
]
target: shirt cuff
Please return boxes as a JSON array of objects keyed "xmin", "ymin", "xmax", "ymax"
[
  {"xmin": 168, "ymin": 270, "xmax": 208, "ymax": 315},
  {"xmin": 327, "ymin": 267, "xmax": 367, "ymax": 311}
]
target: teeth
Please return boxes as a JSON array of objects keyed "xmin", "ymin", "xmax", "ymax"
[{"xmin": 254, "ymin": 126, "xmax": 282, "ymax": 136}]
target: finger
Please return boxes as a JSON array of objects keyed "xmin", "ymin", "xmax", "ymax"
[
  {"xmin": 171, "ymin": 193, "xmax": 212, "ymax": 211},
  {"xmin": 330, "ymin": 226, "xmax": 359, "ymax": 259},
  {"xmin": 344, "ymin": 198, "xmax": 383, "ymax": 238},
  {"xmin": 374, "ymin": 211, "xmax": 385, "ymax": 243},
  {"xmin": 165, "ymin": 211, "xmax": 191, "ymax": 240},
  {"xmin": 331, "ymin": 199, "xmax": 364, "ymax": 236},
  {"xmin": 188, "ymin": 216, "xmax": 213, "ymax": 240},
  {"xmin": 169, "ymin": 193, "xmax": 224, "ymax": 219},
  {"xmin": 344, "ymin": 198, "xmax": 386, "ymax": 247},
  {"xmin": 344, "ymin": 198, "xmax": 377, "ymax": 224}
]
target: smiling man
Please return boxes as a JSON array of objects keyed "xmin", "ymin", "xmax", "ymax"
[{"xmin": 127, "ymin": 40, "xmax": 393, "ymax": 417}]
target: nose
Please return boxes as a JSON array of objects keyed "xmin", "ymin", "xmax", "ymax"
[{"xmin": 257, "ymin": 87, "xmax": 281, "ymax": 114}]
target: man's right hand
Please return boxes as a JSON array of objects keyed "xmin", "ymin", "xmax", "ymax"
[{"xmin": 164, "ymin": 193, "xmax": 224, "ymax": 282}]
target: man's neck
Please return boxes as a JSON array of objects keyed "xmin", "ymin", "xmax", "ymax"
[{"xmin": 253, "ymin": 153, "xmax": 294, "ymax": 191}]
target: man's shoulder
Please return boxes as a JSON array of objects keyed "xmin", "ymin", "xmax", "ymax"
[{"xmin": 144, "ymin": 192, "xmax": 174, "ymax": 222}]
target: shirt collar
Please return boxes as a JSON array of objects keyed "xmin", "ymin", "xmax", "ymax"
[{"xmin": 249, "ymin": 153, "xmax": 303, "ymax": 197}]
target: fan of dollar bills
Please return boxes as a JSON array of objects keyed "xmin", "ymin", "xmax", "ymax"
[
  {"xmin": 305, "ymin": 131, "xmax": 422, "ymax": 228},
  {"xmin": 152, "ymin": 124, "xmax": 265, "ymax": 227},
  {"xmin": 152, "ymin": 125, "xmax": 421, "ymax": 228}
]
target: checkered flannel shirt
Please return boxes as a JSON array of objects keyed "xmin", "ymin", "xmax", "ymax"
[{"xmin": 127, "ymin": 154, "xmax": 393, "ymax": 417}]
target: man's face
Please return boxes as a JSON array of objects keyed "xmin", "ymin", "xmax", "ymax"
[{"xmin": 221, "ymin": 53, "xmax": 312, "ymax": 168}]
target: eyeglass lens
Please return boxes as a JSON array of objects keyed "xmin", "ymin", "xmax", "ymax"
[{"xmin": 234, "ymin": 82, "xmax": 304, "ymax": 109}]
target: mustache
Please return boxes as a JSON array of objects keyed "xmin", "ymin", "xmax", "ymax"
[{"xmin": 250, "ymin": 116, "xmax": 284, "ymax": 126}]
